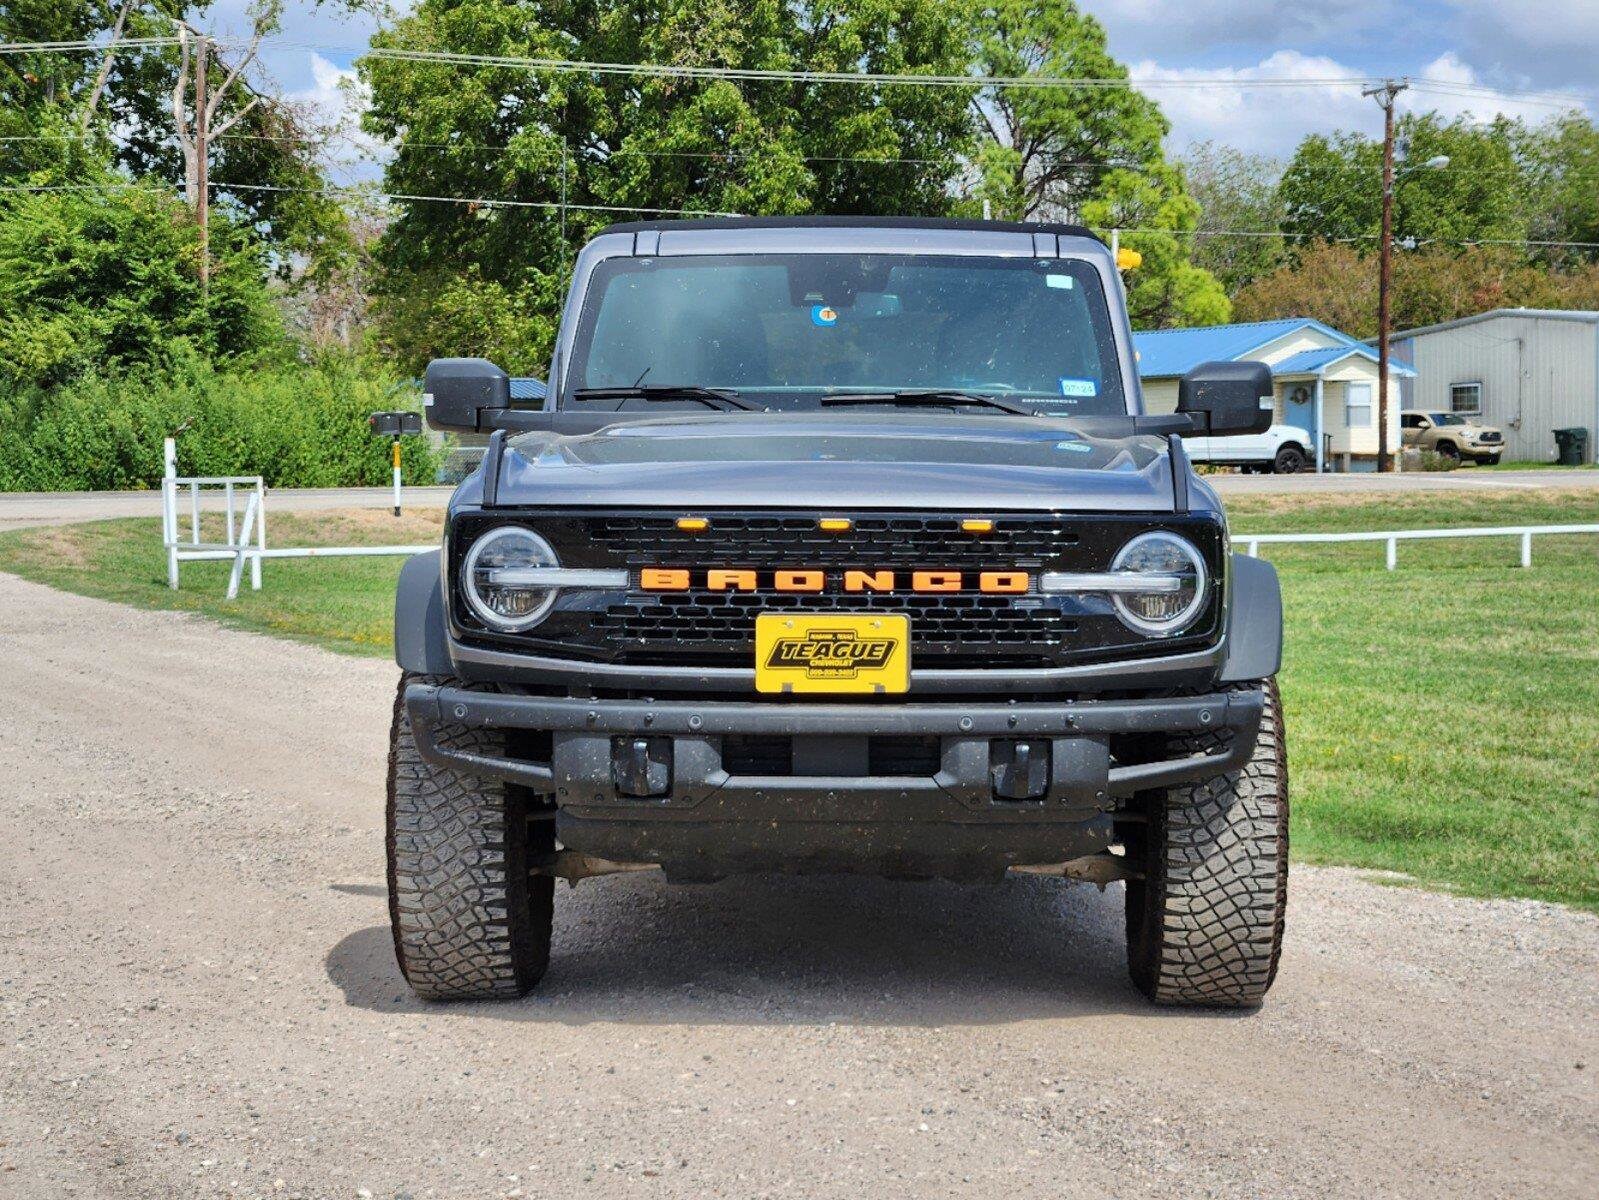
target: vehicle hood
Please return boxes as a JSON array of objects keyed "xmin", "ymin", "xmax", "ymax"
[{"xmin": 485, "ymin": 413, "xmax": 1180, "ymax": 512}]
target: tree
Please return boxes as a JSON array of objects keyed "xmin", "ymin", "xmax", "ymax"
[
  {"xmin": 1232, "ymin": 240, "xmax": 1599, "ymax": 339},
  {"xmin": 962, "ymin": 1, "xmax": 1228, "ymax": 328},
  {"xmin": 1278, "ymin": 113, "xmax": 1526, "ymax": 248},
  {"xmin": 1080, "ymin": 165, "xmax": 1231, "ymax": 328},
  {"xmin": 1180, "ymin": 141, "xmax": 1287, "ymax": 294},
  {"xmin": 0, "ymin": 167, "xmax": 284, "ymax": 390},
  {"xmin": 1511, "ymin": 112, "xmax": 1599, "ymax": 266},
  {"xmin": 361, "ymin": 0, "xmax": 975, "ymax": 371},
  {"xmin": 1, "ymin": 2, "xmax": 355, "ymax": 267}
]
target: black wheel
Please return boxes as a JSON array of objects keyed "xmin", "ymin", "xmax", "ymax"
[
  {"xmin": 1435, "ymin": 441, "xmax": 1460, "ymax": 461},
  {"xmin": 1481, "ymin": 454, "xmax": 1501, "ymax": 466},
  {"xmin": 1271, "ymin": 445, "xmax": 1306, "ymax": 474},
  {"xmin": 387, "ymin": 671, "xmax": 554, "ymax": 1000},
  {"xmin": 1124, "ymin": 680, "xmax": 1288, "ymax": 1007}
]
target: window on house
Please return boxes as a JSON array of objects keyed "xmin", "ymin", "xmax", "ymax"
[
  {"xmin": 1450, "ymin": 382, "xmax": 1483, "ymax": 413},
  {"xmin": 1345, "ymin": 382, "xmax": 1374, "ymax": 428}
]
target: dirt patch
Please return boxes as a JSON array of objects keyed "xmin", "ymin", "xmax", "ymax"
[
  {"xmin": 266, "ymin": 506, "xmax": 445, "ymax": 546},
  {"xmin": 13, "ymin": 525, "xmax": 93, "ymax": 568}
]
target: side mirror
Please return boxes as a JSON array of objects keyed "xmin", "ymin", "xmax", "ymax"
[
  {"xmin": 422, "ymin": 358, "xmax": 511, "ymax": 433},
  {"xmin": 1177, "ymin": 360, "xmax": 1274, "ymax": 437}
]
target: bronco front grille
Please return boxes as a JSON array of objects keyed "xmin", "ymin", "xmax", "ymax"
[
  {"xmin": 584, "ymin": 514, "xmax": 1080, "ymax": 566},
  {"xmin": 449, "ymin": 510, "xmax": 1227, "ymax": 670}
]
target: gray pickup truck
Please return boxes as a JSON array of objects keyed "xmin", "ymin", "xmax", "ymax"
[{"xmin": 390, "ymin": 217, "xmax": 1288, "ymax": 1008}]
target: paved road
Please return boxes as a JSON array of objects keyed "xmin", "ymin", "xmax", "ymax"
[
  {"xmin": 2, "ymin": 469, "xmax": 1595, "ymax": 532},
  {"xmin": 2, "ymin": 573, "xmax": 1595, "ymax": 1199}
]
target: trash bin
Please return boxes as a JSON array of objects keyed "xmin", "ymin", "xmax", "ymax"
[{"xmin": 1553, "ymin": 427, "xmax": 1589, "ymax": 466}]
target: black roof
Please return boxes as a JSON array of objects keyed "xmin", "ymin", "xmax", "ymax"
[{"xmin": 598, "ymin": 215, "xmax": 1103, "ymax": 243}]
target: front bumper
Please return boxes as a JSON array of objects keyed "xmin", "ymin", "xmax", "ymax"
[{"xmin": 403, "ymin": 683, "xmax": 1263, "ymax": 881}]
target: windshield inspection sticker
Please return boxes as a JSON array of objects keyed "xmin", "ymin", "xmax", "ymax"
[
  {"xmin": 810, "ymin": 304, "xmax": 839, "ymax": 327},
  {"xmin": 1055, "ymin": 440, "xmax": 1094, "ymax": 454},
  {"xmin": 1058, "ymin": 378, "xmax": 1098, "ymax": 397},
  {"xmin": 1045, "ymin": 274, "xmax": 1075, "ymax": 289}
]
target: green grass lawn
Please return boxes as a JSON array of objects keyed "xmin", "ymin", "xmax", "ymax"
[{"xmin": 1, "ymin": 491, "xmax": 1595, "ymax": 910}]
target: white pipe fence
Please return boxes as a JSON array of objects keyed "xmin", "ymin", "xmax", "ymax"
[
  {"xmin": 162, "ymin": 437, "xmax": 433, "ymax": 599},
  {"xmin": 1237, "ymin": 524, "xmax": 1599, "ymax": 570},
  {"xmin": 162, "ymin": 437, "xmax": 266, "ymax": 594}
]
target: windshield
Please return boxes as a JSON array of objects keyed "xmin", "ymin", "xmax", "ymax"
[
  {"xmin": 564, "ymin": 253, "xmax": 1127, "ymax": 415},
  {"xmin": 1432, "ymin": 413, "xmax": 1470, "ymax": 425}
]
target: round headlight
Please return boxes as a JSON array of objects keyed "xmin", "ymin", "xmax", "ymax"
[
  {"xmin": 1110, "ymin": 531, "xmax": 1208, "ymax": 636},
  {"xmin": 462, "ymin": 526, "xmax": 560, "ymax": 631}
]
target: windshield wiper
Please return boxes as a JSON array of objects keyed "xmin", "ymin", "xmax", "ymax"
[
  {"xmin": 570, "ymin": 385, "xmax": 758, "ymax": 412},
  {"xmin": 818, "ymin": 389, "xmax": 1038, "ymax": 417}
]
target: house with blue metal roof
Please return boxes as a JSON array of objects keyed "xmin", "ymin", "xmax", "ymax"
[{"xmin": 1134, "ymin": 318, "xmax": 1414, "ymax": 471}]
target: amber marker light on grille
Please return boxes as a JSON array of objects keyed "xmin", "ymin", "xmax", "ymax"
[
  {"xmin": 675, "ymin": 517, "xmax": 709, "ymax": 532},
  {"xmin": 961, "ymin": 518, "xmax": 995, "ymax": 533},
  {"xmin": 818, "ymin": 518, "xmax": 853, "ymax": 532}
]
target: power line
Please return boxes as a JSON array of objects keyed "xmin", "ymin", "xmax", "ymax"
[
  {"xmin": 221, "ymin": 181, "xmax": 741, "ymax": 217},
  {"xmin": 1408, "ymin": 82, "xmax": 1581, "ymax": 113},
  {"xmin": 1104, "ymin": 225, "xmax": 1599, "ymax": 250},
  {"xmin": 1, "ymin": 125, "xmax": 1152, "ymax": 176},
  {"xmin": 0, "ymin": 37, "xmax": 179, "ymax": 55},
  {"xmin": 354, "ymin": 45, "xmax": 1381, "ymax": 92},
  {"xmin": 0, "ymin": 176, "xmax": 740, "ymax": 217},
  {"xmin": 7, "ymin": 181, "xmax": 1596, "ymax": 250},
  {"xmin": 5, "ymin": 33, "xmax": 1591, "ymax": 110}
]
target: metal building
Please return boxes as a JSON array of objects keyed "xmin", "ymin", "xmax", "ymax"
[{"xmin": 1389, "ymin": 309, "xmax": 1598, "ymax": 463}]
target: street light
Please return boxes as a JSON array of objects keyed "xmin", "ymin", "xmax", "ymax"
[{"xmin": 1404, "ymin": 154, "xmax": 1452, "ymax": 175}]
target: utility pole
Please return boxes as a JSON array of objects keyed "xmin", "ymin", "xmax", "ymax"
[
  {"xmin": 1363, "ymin": 78, "xmax": 1407, "ymax": 472},
  {"xmin": 195, "ymin": 32, "xmax": 210, "ymax": 298}
]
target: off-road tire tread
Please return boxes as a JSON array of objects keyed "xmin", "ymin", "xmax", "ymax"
[
  {"xmin": 387, "ymin": 672, "xmax": 552, "ymax": 1001},
  {"xmin": 1127, "ymin": 679, "xmax": 1288, "ymax": 1007}
]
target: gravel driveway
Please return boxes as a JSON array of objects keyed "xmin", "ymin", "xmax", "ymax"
[{"xmin": 2, "ymin": 572, "xmax": 1595, "ymax": 1199}]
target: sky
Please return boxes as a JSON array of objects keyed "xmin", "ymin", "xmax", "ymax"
[{"xmin": 202, "ymin": 0, "xmax": 1599, "ymax": 176}]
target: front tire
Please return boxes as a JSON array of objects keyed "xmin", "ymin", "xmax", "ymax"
[
  {"xmin": 1124, "ymin": 680, "xmax": 1288, "ymax": 1007},
  {"xmin": 387, "ymin": 671, "xmax": 554, "ymax": 1000},
  {"xmin": 1271, "ymin": 445, "xmax": 1307, "ymax": 474}
]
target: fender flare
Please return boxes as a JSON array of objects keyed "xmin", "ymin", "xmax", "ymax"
[
  {"xmin": 394, "ymin": 551, "xmax": 453, "ymax": 674},
  {"xmin": 1220, "ymin": 552, "xmax": 1283, "ymax": 683}
]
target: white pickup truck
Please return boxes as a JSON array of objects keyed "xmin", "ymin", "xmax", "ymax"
[{"xmin": 1184, "ymin": 423, "xmax": 1313, "ymax": 474}]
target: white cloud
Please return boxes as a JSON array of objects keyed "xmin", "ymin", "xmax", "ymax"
[
  {"xmin": 1132, "ymin": 49, "xmax": 1594, "ymax": 159},
  {"xmin": 1130, "ymin": 51, "xmax": 1379, "ymax": 158},
  {"xmin": 287, "ymin": 52, "xmax": 385, "ymax": 184},
  {"xmin": 1408, "ymin": 52, "xmax": 1588, "ymax": 125}
]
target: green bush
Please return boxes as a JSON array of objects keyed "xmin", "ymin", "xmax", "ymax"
[
  {"xmin": 0, "ymin": 355, "xmax": 441, "ymax": 492},
  {"xmin": 0, "ymin": 176, "xmax": 286, "ymax": 391},
  {"xmin": 1416, "ymin": 448, "xmax": 1460, "ymax": 472}
]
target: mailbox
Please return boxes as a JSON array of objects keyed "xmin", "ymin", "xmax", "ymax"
[{"xmin": 369, "ymin": 410, "xmax": 423, "ymax": 437}]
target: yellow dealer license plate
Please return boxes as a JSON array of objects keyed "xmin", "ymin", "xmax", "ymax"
[{"xmin": 754, "ymin": 613, "xmax": 910, "ymax": 695}]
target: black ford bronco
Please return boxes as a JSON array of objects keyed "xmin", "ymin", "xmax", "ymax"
[{"xmin": 390, "ymin": 217, "xmax": 1287, "ymax": 1007}]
